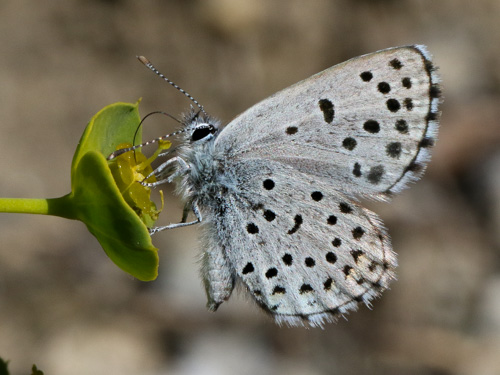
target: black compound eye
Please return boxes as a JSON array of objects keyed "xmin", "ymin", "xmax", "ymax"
[{"xmin": 191, "ymin": 125, "xmax": 215, "ymax": 141}]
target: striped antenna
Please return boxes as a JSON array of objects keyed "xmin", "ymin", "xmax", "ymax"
[
  {"xmin": 107, "ymin": 111, "xmax": 184, "ymax": 160},
  {"xmin": 107, "ymin": 127, "xmax": 186, "ymax": 160},
  {"xmin": 137, "ymin": 56, "xmax": 207, "ymax": 116},
  {"xmin": 131, "ymin": 110, "xmax": 181, "ymax": 146}
]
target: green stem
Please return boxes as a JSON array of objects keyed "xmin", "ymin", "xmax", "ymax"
[{"xmin": 0, "ymin": 194, "xmax": 77, "ymax": 220}]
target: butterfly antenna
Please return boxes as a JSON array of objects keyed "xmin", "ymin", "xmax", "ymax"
[
  {"xmin": 137, "ymin": 56, "xmax": 207, "ymax": 116},
  {"xmin": 107, "ymin": 112, "xmax": 185, "ymax": 160},
  {"xmin": 132, "ymin": 111, "xmax": 181, "ymax": 146}
]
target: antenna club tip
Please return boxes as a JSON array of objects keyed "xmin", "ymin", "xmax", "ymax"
[{"xmin": 137, "ymin": 55, "xmax": 150, "ymax": 65}]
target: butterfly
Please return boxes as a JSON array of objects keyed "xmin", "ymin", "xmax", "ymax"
[{"xmin": 110, "ymin": 45, "xmax": 440, "ymax": 327}]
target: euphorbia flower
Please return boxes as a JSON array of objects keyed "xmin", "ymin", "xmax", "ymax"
[{"xmin": 0, "ymin": 101, "xmax": 168, "ymax": 281}]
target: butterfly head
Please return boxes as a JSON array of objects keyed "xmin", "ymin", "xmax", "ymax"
[{"xmin": 182, "ymin": 109, "xmax": 221, "ymax": 145}]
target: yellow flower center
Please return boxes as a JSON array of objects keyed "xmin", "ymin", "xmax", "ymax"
[{"xmin": 109, "ymin": 141, "xmax": 171, "ymax": 227}]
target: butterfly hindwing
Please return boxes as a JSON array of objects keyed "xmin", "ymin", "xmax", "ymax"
[{"xmin": 204, "ymin": 159, "xmax": 396, "ymax": 326}]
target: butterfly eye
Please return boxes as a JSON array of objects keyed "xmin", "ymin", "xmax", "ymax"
[{"xmin": 191, "ymin": 124, "xmax": 215, "ymax": 142}]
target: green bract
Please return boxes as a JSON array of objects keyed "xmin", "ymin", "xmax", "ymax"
[
  {"xmin": 0, "ymin": 101, "xmax": 166, "ymax": 281},
  {"xmin": 69, "ymin": 101, "xmax": 164, "ymax": 281}
]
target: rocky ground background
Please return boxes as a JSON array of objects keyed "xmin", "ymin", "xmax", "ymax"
[{"xmin": 1, "ymin": 1, "xmax": 499, "ymax": 374}]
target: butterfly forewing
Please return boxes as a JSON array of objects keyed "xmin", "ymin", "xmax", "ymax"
[{"xmin": 215, "ymin": 45, "xmax": 439, "ymax": 199}]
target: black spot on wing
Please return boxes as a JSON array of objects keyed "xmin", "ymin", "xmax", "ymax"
[
  {"xmin": 263, "ymin": 179, "xmax": 275, "ymax": 190},
  {"xmin": 342, "ymin": 137, "xmax": 357, "ymax": 150},
  {"xmin": 395, "ymin": 119, "xmax": 408, "ymax": 133},
  {"xmin": 386, "ymin": 99, "xmax": 401, "ymax": 112},
  {"xmin": 386, "ymin": 142, "xmax": 402, "ymax": 158},
  {"xmin": 247, "ymin": 223, "xmax": 259, "ymax": 234},
  {"xmin": 367, "ymin": 165, "xmax": 384, "ymax": 184},
  {"xmin": 287, "ymin": 214, "xmax": 303, "ymax": 235},
  {"xmin": 263, "ymin": 209, "xmax": 276, "ymax": 222},
  {"xmin": 242, "ymin": 262, "xmax": 254, "ymax": 274},
  {"xmin": 352, "ymin": 162, "xmax": 362, "ymax": 177},
  {"xmin": 282, "ymin": 253, "xmax": 293, "ymax": 266},
  {"xmin": 352, "ymin": 227, "xmax": 365, "ymax": 240},
  {"xmin": 299, "ymin": 284, "xmax": 313, "ymax": 294},
  {"xmin": 265, "ymin": 268, "xmax": 278, "ymax": 279},
  {"xmin": 327, "ymin": 215, "xmax": 337, "ymax": 225},
  {"xmin": 389, "ymin": 58, "xmax": 403, "ymax": 69},
  {"xmin": 364, "ymin": 120, "xmax": 380, "ymax": 133},
  {"xmin": 318, "ymin": 99, "xmax": 335, "ymax": 123},
  {"xmin": 403, "ymin": 98, "xmax": 413, "ymax": 110},
  {"xmin": 339, "ymin": 202, "xmax": 352, "ymax": 213},
  {"xmin": 378, "ymin": 82, "xmax": 391, "ymax": 94},
  {"xmin": 305, "ymin": 257, "xmax": 316, "ymax": 267},
  {"xmin": 360, "ymin": 71, "xmax": 373, "ymax": 82},
  {"xmin": 326, "ymin": 252, "xmax": 337, "ymax": 264},
  {"xmin": 311, "ymin": 191, "xmax": 323, "ymax": 201}
]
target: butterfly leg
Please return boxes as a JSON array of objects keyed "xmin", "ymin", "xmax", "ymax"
[
  {"xmin": 141, "ymin": 156, "xmax": 190, "ymax": 187},
  {"xmin": 149, "ymin": 200, "xmax": 202, "ymax": 235},
  {"xmin": 181, "ymin": 203, "xmax": 191, "ymax": 223}
]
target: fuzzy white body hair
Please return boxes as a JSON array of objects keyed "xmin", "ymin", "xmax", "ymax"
[{"xmin": 174, "ymin": 111, "xmax": 238, "ymax": 311}]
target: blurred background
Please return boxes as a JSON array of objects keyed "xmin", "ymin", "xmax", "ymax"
[{"xmin": 1, "ymin": 1, "xmax": 499, "ymax": 374}]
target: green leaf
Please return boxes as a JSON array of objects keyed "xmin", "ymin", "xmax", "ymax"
[
  {"xmin": 72, "ymin": 101, "xmax": 143, "ymax": 183},
  {"xmin": 69, "ymin": 150, "xmax": 158, "ymax": 281},
  {"xmin": 0, "ymin": 101, "xmax": 161, "ymax": 281},
  {"xmin": 68, "ymin": 102, "xmax": 159, "ymax": 281},
  {"xmin": 0, "ymin": 357, "xmax": 9, "ymax": 375}
]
